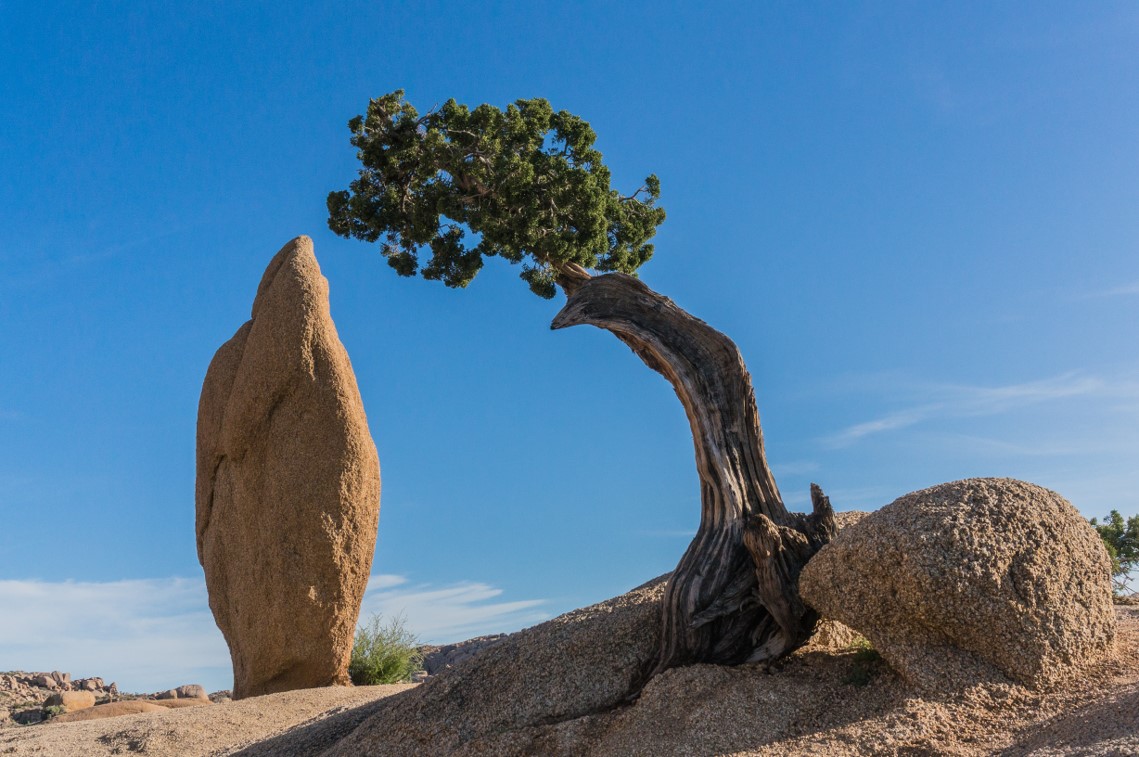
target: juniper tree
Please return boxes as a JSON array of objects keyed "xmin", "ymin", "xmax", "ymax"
[
  {"xmin": 1091, "ymin": 510, "xmax": 1139, "ymax": 596},
  {"xmin": 327, "ymin": 91, "xmax": 664, "ymax": 298},
  {"xmin": 328, "ymin": 91, "xmax": 835, "ymax": 687}
]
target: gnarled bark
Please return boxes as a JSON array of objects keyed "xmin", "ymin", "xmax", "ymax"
[{"xmin": 551, "ymin": 272, "xmax": 835, "ymax": 677}]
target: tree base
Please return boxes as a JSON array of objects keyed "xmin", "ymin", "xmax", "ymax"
[{"xmin": 553, "ymin": 273, "xmax": 835, "ymax": 678}]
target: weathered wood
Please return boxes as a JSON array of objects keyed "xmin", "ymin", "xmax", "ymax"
[
  {"xmin": 552, "ymin": 272, "xmax": 835, "ymax": 677},
  {"xmin": 742, "ymin": 484, "xmax": 836, "ymax": 662}
]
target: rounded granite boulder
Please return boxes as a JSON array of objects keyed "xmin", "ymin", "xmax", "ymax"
[
  {"xmin": 799, "ymin": 478, "xmax": 1115, "ymax": 689},
  {"xmin": 42, "ymin": 691, "xmax": 95, "ymax": 713}
]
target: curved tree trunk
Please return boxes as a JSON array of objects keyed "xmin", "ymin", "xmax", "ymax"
[{"xmin": 551, "ymin": 271, "xmax": 836, "ymax": 679}]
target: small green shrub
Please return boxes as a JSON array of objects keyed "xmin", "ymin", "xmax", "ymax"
[
  {"xmin": 349, "ymin": 613, "xmax": 424, "ymax": 685},
  {"xmin": 844, "ymin": 636, "xmax": 883, "ymax": 686},
  {"xmin": 1090, "ymin": 510, "xmax": 1139, "ymax": 597},
  {"xmin": 41, "ymin": 705, "xmax": 65, "ymax": 719}
]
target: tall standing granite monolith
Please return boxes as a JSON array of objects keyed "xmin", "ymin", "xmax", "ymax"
[{"xmin": 196, "ymin": 236, "xmax": 380, "ymax": 699}]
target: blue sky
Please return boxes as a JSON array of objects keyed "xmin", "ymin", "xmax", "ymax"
[{"xmin": 2, "ymin": 2, "xmax": 1137, "ymax": 693}]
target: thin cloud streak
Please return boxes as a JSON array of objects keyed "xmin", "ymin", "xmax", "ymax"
[
  {"xmin": 1, "ymin": 224, "xmax": 201, "ymax": 291},
  {"xmin": 1076, "ymin": 279, "xmax": 1139, "ymax": 299},
  {"xmin": 826, "ymin": 410, "xmax": 928, "ymax": 446},
  {"xmin": 360, "ymin": 577, "xmax": 549, "ymax": 643},
  {"xmin": 0, "ymin": 578, "xmax": 228, "ymax": 694},
  {"xmin": 1107, "ymin": 281, "xmax": 1139, "ymax": 296},
  {"xmin": 0, "ymin": 574, "xmax": 547, "ymax": 694},
  {"xmin": 922, "ymin": 432, "xmax": 1088, "ymax": 458},
  {"xmin": 823, "ymin": 372, "xmax": 1128, "ymax": 448},
  {"xmin": 770, "ymin": 460, "xmax": 821, "ymax": 476},
  {"xmin": 1084, "ymin": 280, "xmax": 1139, "ymax": 298}
]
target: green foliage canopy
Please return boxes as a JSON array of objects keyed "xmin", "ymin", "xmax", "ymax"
[
  {"xmin": 1090, "ymin": 510, "xmax": 1139, "ymax": 595},
  {"xmin": 327, "ymin": 90, "xmax": 666, "ymax": 298}
]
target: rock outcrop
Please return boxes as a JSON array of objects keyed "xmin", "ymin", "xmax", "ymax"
[
  {"xmin": 196, "ymin": 235, "xmax": 381, "ymax": 699},
  {"xmin": 323, "ymin": 576, "xmax": 667, "ymax": 756},
  {"xmin": 52, "ymin": 701, "xmax": 166, "ymax": 723},
  {"xmin": 153, "ymin": 684, "xmax": 208, "ymax": 701},
  {"xmin": 175, "ymin": 684, "xmax": 209, "ymax": 701},
  {"xmin": 799, "ymin": 478, "xmax": 1115, "ymax": 689},
  {"xmin": 43, "ymin": 691, "xmax": 95, "ymax": 713},
  {"xmin": 1, "ymin": 672, "xmax": 119, "ymax": 725},
  {"xmin": 418, "ymin": 634, "xmax": 508, "ymax": 676},
  {"xmin": 148, "ymin": 698, "xmax": 212, "ymax": 709}
]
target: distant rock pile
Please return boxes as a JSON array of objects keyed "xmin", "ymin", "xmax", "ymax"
[
  {"xmin": 196, "ymin": 236, "xmax": 381, "ymax": 700},
  {"xmin": 42, "ymin": 691, "xmax": 96, "ymax": 713},
  {"xmin": 52, "ymin": 700, "xmax": 164, "ymax": 723},
  {"xmin": 152, "ymin": 684, "xmax": 210, "ymax": 701},
  {"xmin": 418, "ymin": 634, "xmax": 508, "ymax": 676},
  {"xmin": 800, "ymin": 477, "xmax": 1116, "ymax": 690},
  {"xmin": 1, "ymin": 671, "xmax": 112, "ymax": 695},
  {"xmin": 1, "ymin": 671, "xmax": 222, "ymax": 727},
  {"xmin": 1, "ymin": 672, "xmax": 117, "ymax": 725},
  {"xmin": 53, "ymin": 685, "xmax": 215, "ymax": 723}
]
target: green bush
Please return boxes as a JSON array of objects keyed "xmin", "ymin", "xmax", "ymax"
[
  {"xmin": 844, "ymin": 636, "xmax": 883, "ymax": 687},
  {"xmin": 41, "ymin": 705, "xmax": 65, "ymax": 719},
  {"xmin": 1090, "ymin": 510, "xmax": 1139, "ymax": 597},
  {"xmin": 349, "ymin": 613, "xmax": 424, "ymax": 685}
]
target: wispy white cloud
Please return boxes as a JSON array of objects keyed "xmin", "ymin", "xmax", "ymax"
[
  {"xmin": 1101, "ymin": 280, "xmax": 1139, "ymax": 297},
  {"xmin": 1102, "ymin": 282, "xmax": 1139, "ymax": 295},
  {"xmin": 359, "ymin": 576, "xmax": 548, "ymax": 643},
  {"xmin": 0, "ymin": 574, "xmax": 546, "ymax": 695},
  {"xmin": 770, "ymin": 460, "xmax": 821, "ymax": 477},
  {"xmin": 824, "ymin": 410, "xmax": 928, "ymax": 447},
  {"xmin": 823, "ymin": 372, "xmax": 1129, "ymax": 448},
  {"xmin": 1, "ymin": 225, "xmax": 200, "ymax": 291},
  {"xmin": 921, "ymin": 433, "xmax": 1087, "ymax": 458},
  {"xmin": 367, "ymin": 574, "xmax": 409, "ymax": 590},
  {"xmin": 1074, "ymin": 279, "xmax": 1139, "ymax": 299},
  {"xmin": 0, "ymin": 578, "xmax": 228, "ymax": 694},
  {"xmin": 938, "ymin": 373, "xmax": 1107, "ymax": 406}
]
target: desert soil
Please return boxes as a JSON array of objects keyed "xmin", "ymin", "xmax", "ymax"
[{"xmin": 1, "ymin": 607, "xmax": 1136, "ymax": 756}]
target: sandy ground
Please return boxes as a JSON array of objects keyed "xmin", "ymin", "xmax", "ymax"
[
  {"xmin": 2, "ymin": 608, "xmax": 1136, "ymax": 756},
  {"xmin": 0, "ymin": 684, "xmax": 414, "ymax": 756}
]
